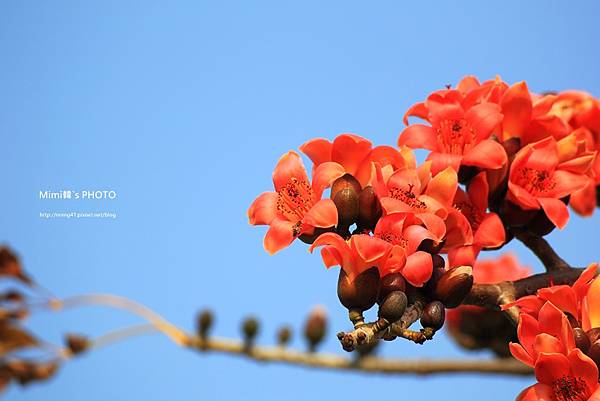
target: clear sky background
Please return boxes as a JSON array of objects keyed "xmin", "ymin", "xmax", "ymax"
[{"xmin": 1, "ymin": 1, "xmax": 600, "ymax": 400}]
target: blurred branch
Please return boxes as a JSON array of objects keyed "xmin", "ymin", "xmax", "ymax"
[
  {"xmin": 187, "ymin": 336, "xmax": 531, "ymax": 376},
  {"xmin": 512, "ymin": 229, "xmax": 570, "ymax": 271}
]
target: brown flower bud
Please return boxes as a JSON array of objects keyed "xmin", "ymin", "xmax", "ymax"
[
  {"xmin": 573, "ymin": 328, "xmax": 590, "ymax": 353},
  {"xmin": 331, "ymin": 174, "xmax": 362, "ymax": 200},
  {"xmin": 277, "ymin": 326, "xmax": 292, "ymax": 347},
  {"xmin": 587, "ymin": 328, "xmax": 600, "ymax": 344},
  {"xmin": 588, "ymin": 340, "xmax": 600, "ymax": 368},
  {"xmin": 356, "ymin": 186, "xmax": 382, "ymax": 232},
  {"xmin": 65, "ymin": 334, "xmax": 90, "ymax": 355},
  {"xmin": 378, "ymin": 291, "xmax": 407, "ymax": 322},
  {"xmin": 196, "ymin": 309, "xmax": 214, "ymax": 338},
  {"xmin": 337, "ymin": 267, "xmax": 380, "ymax": 312},
  {"xmin": 299, "ymin": 226, "xmax": 335, "ymax": 244},
  {"xmin": 423, "ymin": 257, "xmax": 446, "ymax": 296},
  {"xmin": 420, "ymin": 301, "xmax": 446, "ymax": 331},
  {"xmin": 304, "ymin": 306, "xmax": 327, "ymax": 352},
  {"xmin": 241, "ymin": 317, "xmax": 259, "ymax": 343},
  {"xmin": 433, "ymin": 266, "xmax": 473, "ymax": 308},
  {"xmin": 500, "ymin": 200, "xmax": 536, "ymax": 228},
  {"xmin": 333, "ymin": 188, "xmax": 359, "ymax": 229},
  {"xmin": 379, "ymin": 273, "xmax": 406, "ymax": 302}
]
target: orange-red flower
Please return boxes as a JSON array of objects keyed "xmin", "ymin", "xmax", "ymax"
[
  {"xmin": 507, "ymin": 135, "xmax": 594, "ymax": 229},
  {"xmin": 309, "ymin": 213, "xmax": 436, "ymax": 286},
  {"xmin": 300, "ymin": 133, "xmax": 412, "ymax": 188},
  {"xmin": 399, "ymin": 87, "xmax": 506, "ymax": 174},
  {"xmin": 445, "ymin": 172, "xmax": 505, "ymax": 266},
  {"xmin": 377, "ymin": 165, "xmax": 458, "ymax": 241},
  {"xmin": 248, "ymin": 151, "xmax": 345, "ymax": 254},
  {"xmin": 308, "ymin": 232, "xmax": 391, "ymax": 281},
  {"xmin": 517, "ymin": 349, "xmax": 600, "ymax": 401}
]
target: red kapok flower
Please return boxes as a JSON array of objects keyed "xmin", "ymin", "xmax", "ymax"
[
  {"xmin": 308, "ymin": 232, "xmax": 391, "ymax": 281},
  {"xmin": 377, "ymin": 165, "xmax": 458, "ymax": 240},
  {"xmin": 507, "ymin": 136, "xmax": 593, "ymax": 229},
  {"xmin": 517, "ymin": 349, "xmax": 600, "ymax": 401},
  {"xmin": 300, "ymin": 133, "xmax": 412, "ymax": 188},
  {"xmin": 248, "ymin": 151, "xmax": 345, "ymax": 254},
  {"xmin": 373, "ymin": 213, "xmax": 436, "ymax": 287},
  {"xmin": 399, "ymin": 88, "xmax": 506, "ymax": 174},
  {"xmin": 446, "ymin": 172, "xmax": 505, "ymax": 266}
]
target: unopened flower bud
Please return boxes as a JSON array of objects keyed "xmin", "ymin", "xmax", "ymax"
[
  {"xmin": 196, "ymin": 309, "xmax": 214, "ymax": 339},
  {"xmin": 500, "ymin": 200, "xmax": 536, "ymax": 228},
  {"xmin": 420, "ymin": 301, "xmax": 445, "ymax": 331},
  {"xmin": 587, "ymin": 328, "xmax": 600, "ymax": 344},
  {"xmin": 588, "ymin": 340, "xmax": 600, "ymax": 368},
  {"xmin": 65, "ymin": 334, "xmax": 90, "ymax": 356},
  {"xmin": 277, "ymin": 326, "xmax": 292, "ymax": 347},
  {"xmin": 433, "ymin": 266, "xmax": 473, "ymax": 308},
  {"xmin": 379, "ymin": 273, "xmax": 406, "ymax": 302},
  {"xmin": 356, "ymin": 186, "xmax": 382, "ymax": 232},
  {"xmin": 333, "ymin": 188, "xmax": 359, "ymax": 230},
  {"xmin": 573, "ymin": 328, "xmax": 590, "ymax": 353},
  {"xmin": 304, "ymin": 306, "xmax": 327, "ymax": 352},
  {"xmin": 241, "ymin": 316, "xmax": 259, "ymax": 344},
  {"xmin": 337, "ymin": 267, "xmax": 380, "ymax": 312},
  {"xmin": 377, "ymin": 291, "xmax": 407, "ymax": 323},
  {"xmin": 331, "ymin": 174, "xmax": 362, "ymax": 200}
]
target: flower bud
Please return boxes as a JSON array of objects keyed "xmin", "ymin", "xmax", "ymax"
[
  {"xmin": 337, "ymin": 267, "xmax": 380, "ymax": 312},
  {"xmin": 588, "ymin": 340, "xmax": 600, "ymax": 368},
  {"xmin": 573, "ymin": 328, "xmax": 590, "ymax": 353},
  {"xmin": 378, "ymin": 273, "xmax": 406, "ymax": 302},
  {"xmin": 525, "ymin": 196, "xmax": 570, "ymax": 236},
  {"xmin": 433, "ymin": 266, "xmax": 473, "ymax": 308},
  {"xmin": 500, "ymin": 200, "xmax": 536, "ymax": 228},
  {"xmin": 65, "ymin": 334, "xmax": 90, "ymax": 355},
  {"xmin": 333, "ymin": 188, "xmax": 359, "ymax": 229},
  {"xmin": 420, "ymin": 301, "xmax": 445, "ymax": 331},
  {"xmin": 299, "ymin": 226, "xmax": 335, "ymax": 244},
  {"xmin": 304, "ymin": 306, "xmax": 327, "ymax": 352},
  {"xmin": 586, "ymin": 328, "xmax": 600, "ymax": 344},
  {"xmin": 196, "ymin": 309, "xmax": 214, "ymax": 339},
  {"xmin": 423, "ymin": 256, "xmax": 446, "ymax": 295},
  {"xmin": 277, "ymin": 326, "xmax": 292, "ymax": 347},
  {"xmin": 331, "ymin": 174, "xmax": 362, "ymax": 200},
  {"xmin": 356, "ymin": 186, "xmax": 382, "ymax": 232},
  {"xmin": 377, "ymin": 291, "xmax": 407, "ymax": 323},
  {"xmin": 241, "ymin": 316, "xmax": 259, "ymax": 343}
]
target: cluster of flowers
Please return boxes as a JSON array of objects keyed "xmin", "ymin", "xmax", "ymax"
[
  {"xmin": 506, "ymin": 263, "xmax": 600, "ymax": 401},
  {"xmin": 248, "ymin": 75, "xmax": 599, "ymax": 330}
]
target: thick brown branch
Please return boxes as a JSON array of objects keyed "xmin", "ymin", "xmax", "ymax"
[
  {"xmin": 513, "ymin": 229, "xmax": 570, "ymax": 271},
  {"xmin": 189, "ymin": 336, "xmax": 531, "ymax": 376},
  {"xmin": 464, "ymin": 267, "xmax": 586, "ymax": 314}
]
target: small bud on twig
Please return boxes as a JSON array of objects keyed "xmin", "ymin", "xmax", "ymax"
[
  {"xmin": 304, "ymin": 306, "xmax": 327, "ymax": 352},
  {"xmin": 277, "ymin": 326, "xmax": 292, "ymax": 347},
  {"xmin": 196, "ymin": 309, "xmax": 214, "ymax": 339},
  {"xmin": 241, "ymin": 316, "xmax": 259, "ymax": 349},
  {"xmin": 378, "ymin": 291, "xmax": 407, "ymax": 323},
  {"xmin": 420, "ymin": 301, "xmax": 445, "ymax": 331},
  {"xmin": 65, "ymin": 334, "xmax": 90, "ymax": 356},
  {"xmin": 379, "ymin": 273, "xmax": 406, "ymax": 302}
]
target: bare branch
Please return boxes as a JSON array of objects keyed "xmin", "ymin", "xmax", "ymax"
[
  {"xmin": 188, "ymin": 336, "xmax": 532, "ymax": 376},
  {"xmin": 513, "ymin": 229, "xmax": 570, "ymax": 271}
]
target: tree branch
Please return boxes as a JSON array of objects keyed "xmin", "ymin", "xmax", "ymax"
[
  {"xmin": 513, "ymin": 229, "xmax": 570, "ymax": 271},
  {"xmin": 188, "ymin": 336, "xmax": 532, "ymax": 376}
]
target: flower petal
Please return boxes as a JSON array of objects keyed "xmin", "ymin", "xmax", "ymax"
[
  {"xmin": 425, "ymin": 166, "xmax": 458, "ymax": 208},
  {"xmin": 397, "ymin": 124, "xmax": 438, "ymax": 151},
  {"xmin": 509, "ymin": 342, "xmax": 535, "ymax": 367},
  {"xmin": 402, "ymin": 251, "xmax": 433, "ymax": 287},
  {"xmin": 474, "ymin": 213, "xmax": 505, "ymax": 248},
  {"xmin": 538, "ymin": 197, "xmax": 570, "ymax": 229},
  {"xmin": 501, "ymin": 81, "xmax": 532, "ymax": 140},
  {"xmin": 516, "ymin": 383, "xmax": 555, "ymax": 401},
  {"xmin": 534, "ymin": 352, "xmax": 570, "ymax": 385},
  {"xmin": 272, "ymin": 151, "xmax": 309, "ymax": 192},
  {"xmin": 248, "ymin": 192, "xmax": 278, "ymax": 225},
  {"xmin": 462, "ymin": 139, "xmax": 508, "ymax": 169},
  {"xmin": 585, "ymin": 275, "xmax": 600, "ymax": 330},
  {"xmin": 264, "ymin": 217, "xmax": 296, "ymax": 255},
  {"xmin": 299, "ymin": 138, "xmax": 333, "ymax": 166},
  {"xmin": 303, "ymin": 199, "xmax": 338, "ymax": 228},
  {"xmin": 567, "ymin": 348, "xmax": 599, "ymax": 392},
  {"xmin": 311, "ymin": 162, "xmax": 346, "ymax": 199},
  {"xmin": 331, "ymin": 133, "xmax": 372, "ymax": 176},
  {"xmin": 464, "ymin": 102, "xmax": 503, "ymax": 141}
]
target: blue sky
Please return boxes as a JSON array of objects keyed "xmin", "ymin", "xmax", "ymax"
[{"xmin": 1, "ymin": 1, "xmax": 599, "ymax": 400}]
